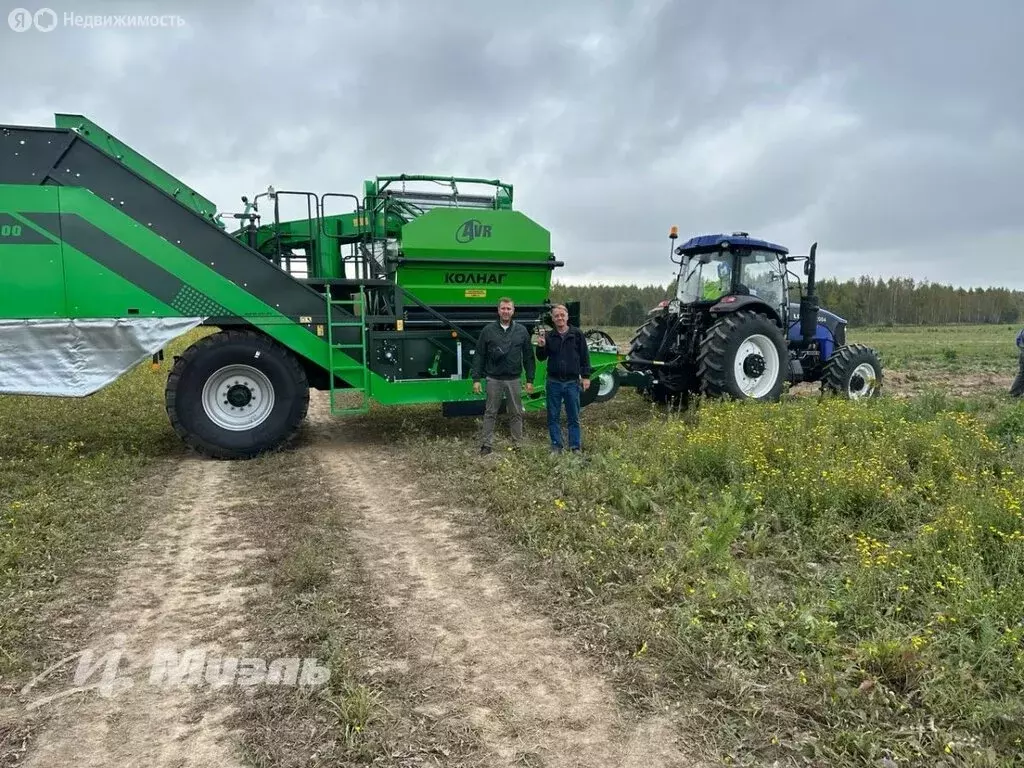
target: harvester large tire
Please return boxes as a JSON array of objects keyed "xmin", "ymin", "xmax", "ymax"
[
  {"xmin": 165, "ymin": 329, "xmax": 310, "ymax": 460},
  {"xmin": 697, "ymin": 310, "xmax": 788, "ymax": 401},
  {"xmin": 821, "ymin": 343, "xmax": 883, "ymax": 399}
]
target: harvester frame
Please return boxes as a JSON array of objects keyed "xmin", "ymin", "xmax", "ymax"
[{"xmin": 0, "ymin": 114, "xmax": 622, "ymax": 459}]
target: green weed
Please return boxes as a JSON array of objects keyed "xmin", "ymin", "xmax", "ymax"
[{"xmin": 414, "ymin": 391, "xmax": 1024, "ymax": 766}]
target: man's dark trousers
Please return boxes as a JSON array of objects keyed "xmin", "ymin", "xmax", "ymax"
[
  {"xmin": 547, "ymin": 378, "xmax": 581, "ymax": 451},
  {"xmin": 1012, "ymin": 327, "xmax": 1024, "ymax": 398},
  {"xmin": 1011, "ymin": 348, "xmax": 1024, "ymax": 397}
]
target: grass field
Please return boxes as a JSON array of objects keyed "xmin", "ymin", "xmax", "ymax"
[
  {"xmin": 599, "ymin": 322, "xmax": 1023, "ymax": 401},
  {"xmin": 600, "ymin": 322, "xmax": 1021, "ymax": 373},
  {"xmin": 850, "ymin": 324, "xmax": 1020, "ymax": 372},
  {"xmin": 0, "ymin": 343, "xmax": 185, "ymax": 681},
  {"xmin": 2, "ymin": 322, "xmax": 1023, "ymax": 766},
  {"xmin": 408, "ymin": 322, "xmax": 1024, "ymax": 766},
  {"xmin": 412, "ymin": 393, "xmax": 1024, "ymax": 765}
]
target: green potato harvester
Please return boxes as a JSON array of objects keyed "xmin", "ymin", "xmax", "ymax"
[{"xmin": 0, "ymin": 114, "xmax": 624, "ymax": 458}]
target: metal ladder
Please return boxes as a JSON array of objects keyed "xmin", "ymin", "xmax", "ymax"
[{"xmin": 325, "ymin": 286, "xmax": 370, "ymax": 415}]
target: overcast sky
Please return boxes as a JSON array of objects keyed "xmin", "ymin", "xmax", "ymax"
[{"xmin": 3, "ymin": 0, "xmax": 1022, "ymax": 290}]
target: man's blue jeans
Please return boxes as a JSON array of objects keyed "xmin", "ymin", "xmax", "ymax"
[{"xmin": 546, "ymin": 378, "xmax": 581, "ymax": 450}]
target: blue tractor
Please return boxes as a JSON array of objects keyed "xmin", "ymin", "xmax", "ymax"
[{"xmin": 622, "ymin": 230, "xmax": 883, "ymax": 405}]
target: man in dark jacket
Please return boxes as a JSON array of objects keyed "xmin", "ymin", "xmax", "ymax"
[
  {"xmin": 1011, "ymin": 327, "xmax": 1024, "ymax": 398},
  {"xmin": 535, "ymin": 303, "xmax": 591, "ymax": 452},
  {"xmin": 471, "ymin": 297, "xmax": 535, "ymax": 455}
]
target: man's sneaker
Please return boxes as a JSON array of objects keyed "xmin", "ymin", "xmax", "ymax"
[{"xmin": 480, "ymin": 446, "xmax": 492, "ymax": 456}]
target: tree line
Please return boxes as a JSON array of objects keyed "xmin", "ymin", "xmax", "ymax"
[
  {"xmin": 549, "ymin": 283, "xmax": 672, "ymax": 327},
  {"xmin": 552, "ymin": 276, "xmax": 1024, "ymax": 328},
  {"xmin": 815, "ymin": 277, "xmax": 1024, "ymax": 326}
]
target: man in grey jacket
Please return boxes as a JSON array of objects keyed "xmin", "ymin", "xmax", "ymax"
[{"xmin": 471, "ymin": 297, "xmax": 535, "ymax": 454}]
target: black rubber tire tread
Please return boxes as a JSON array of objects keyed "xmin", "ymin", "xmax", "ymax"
[
  {"xmin": 593, "ymin": 369, "xmax": 620, "ymax": 403},
  {"xmin": 624, "ymin": 314, "xmax": 671, "ymax": 403},
  {"xmin": 696, "ymin": 309, "xmax": 788, "ymax": 401},
  {"xmin": 579, "ymin": 369, "xmax": 620, "ymax": 407},
  {"xmin": 165, "ymin": 329, "xmax": 310, "ymax": 460},
  {"xmin": 626, "ymin": 314, "xmax": 667, "ymax": 360},
  {"xmin": 821, "ymin": 343, "xmax": 883, "ymax": 398}
]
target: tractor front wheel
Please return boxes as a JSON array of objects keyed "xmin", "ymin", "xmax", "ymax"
[
  {"xmin": 697, "ymin": 310, "xmax": 788, "ymax": 401},
  {"xmin": 165, "ymin": 329, "xmax": 310, "ymax": 459},
  {"xmin": 821, "ymin": 343, "xmax": 883, "ymax": 399}
]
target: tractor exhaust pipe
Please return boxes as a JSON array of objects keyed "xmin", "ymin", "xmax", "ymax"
[{"xmin": 800, "ymin": 241, "xmax": 819, "ymax": 345}]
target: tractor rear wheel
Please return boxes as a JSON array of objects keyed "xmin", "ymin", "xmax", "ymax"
[
  {"xmin": 165, "ymin": 329, "xmax": 310, "ymax": 459},
  {"xmin": 627, "ymin": 314, "xmax": 668, "ymax": 361},
  {"xmin": 821, "ymin": 343, "xmax": 882, "ymax": 399},
  {"xmin": 626, "ymin": 313, "xmax": 671, "ymax": 403},
  {"xmin": 697, "ymin": 310, "xmax": 788, "ymax": 401}
]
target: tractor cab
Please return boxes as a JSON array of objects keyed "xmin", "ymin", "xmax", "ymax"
[{"xmin": 672, "ymin": 232, "xmax": 790, "ymax": 323}]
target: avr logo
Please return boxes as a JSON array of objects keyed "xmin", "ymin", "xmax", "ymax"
[{"xmin": 455, "ymin": 219, "xmax": 492, "ymax": 244}]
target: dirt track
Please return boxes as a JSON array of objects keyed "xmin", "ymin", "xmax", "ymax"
[
  {"xmin": 881, "ymin": 369, "xmax": 1015, "ymax": 398},
  {"xmin": 12, "ymin": 458, "xmax": 254, "ymax": 767},
  {"xmin": 7, "ymin": 391, "xmax": 702, "ymax": 767},
  {"xmin": 307, "ymin": 395, "xmax": 698, "ymax": 767}
]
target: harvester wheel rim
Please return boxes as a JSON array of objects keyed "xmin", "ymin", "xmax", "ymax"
[
  {"xmin": 201, "ymin": 364, "xmax": 276, "ymax": 432},
  {"xmin": 732, "ymin": 334, "xmax": 780, "ymax": 398}
]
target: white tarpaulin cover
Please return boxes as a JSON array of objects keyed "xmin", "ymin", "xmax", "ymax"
[{"xmin": 0, "ymin": 317, "xmax": 204, "ymax": 397}]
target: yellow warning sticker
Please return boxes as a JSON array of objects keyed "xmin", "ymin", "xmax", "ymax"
[{"xmin": 465, "ymin": 289, "xmax": 487, "ymax": 298}]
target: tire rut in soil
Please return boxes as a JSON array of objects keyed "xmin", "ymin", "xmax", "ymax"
[
  {"xmin": 14, "ymin": 457, "xmax": 260, "ymax": 768},
  {"xmin": 306, "ymin": 393, "xmax": 704, "ymax": 768}
]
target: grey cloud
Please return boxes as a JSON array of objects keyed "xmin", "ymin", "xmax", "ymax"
[{"xmin": 2, "ymin": 0, "xmax": 1022, "ymax": 290}]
